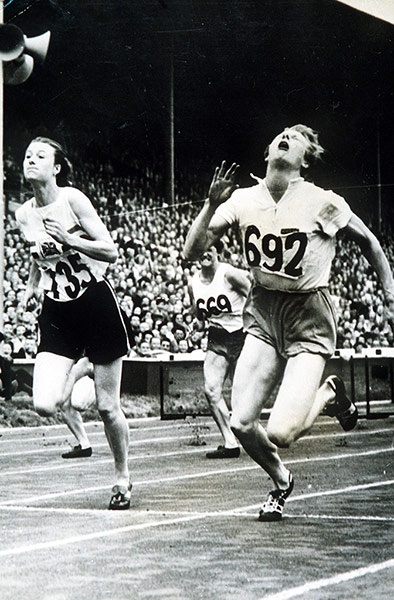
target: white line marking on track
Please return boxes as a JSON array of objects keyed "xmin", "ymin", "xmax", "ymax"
[
  {"xmin": 0, "ymin": 414, "xmax": 370, "ymax": 443},
  {"xmin": 0, "ymin": 432, "xmax": 219, "ymax": 457},
  {"xmin": 1, "ymin": 504, "xmax": 394, "ymax": 524},
  {"xmin": 0, "ymin": 484, "xmax": 393, "ymax": 558},
  {"xmin": 287, "ymin": 446, "xmax": 394, "ymax": 465},
  {"xmin": 258, "ymin": 558, "xmax": 394, "ymax": 600},
  {"xmin": 235, "ymin": 479, "xmax": 394, "ymax": 512},
  {"xmin": 0, "ymin": 513, "xmax": 210, "ymax": 558},
  {"xmin": 0, "ymin": 421, "xmax": 216, "ymax": 445},
  {"xmin": 286, "ymin": 513, "xmax": 394, "ymax": 522},
  {"xmin": 0, "ymin": 447, "xmax": 393, "ymax": 486},
  {"xmin": 0, "ymin": 423, "xmax": 392, "ymax": 459},
  {"xmin": 233, "ymin": 511, "xmax": 394, "ymax": 521},
  {"xmin": 0, "ymin": 450, "xmax": 392, "ymax": 506},
  {"xmin": 1, "ymin": 428, "xmax": 392, "ymax": 478},
  {"xmin": 0, "ymin": 447, "xmax": 211, "ymax": 477},
  {"xmin": 0, "ymin": 416, "xmax": 160, "ymax": 434}
]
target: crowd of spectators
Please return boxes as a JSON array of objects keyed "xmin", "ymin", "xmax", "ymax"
[{"xmin": 2, "ymin": 146, "xmax": 394, "ymax": 364}]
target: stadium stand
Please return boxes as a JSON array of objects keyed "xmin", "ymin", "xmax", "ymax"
[{"xmin": 2, "ymin": 147, "xmax": 394, "ymax": 361}]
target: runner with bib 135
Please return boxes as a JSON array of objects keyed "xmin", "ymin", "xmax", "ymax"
[{"xmin": 184, "ymin": 124, "xmax": 394, "ymax": 521}]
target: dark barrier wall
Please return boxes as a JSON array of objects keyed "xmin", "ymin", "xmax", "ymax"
[{"xmin": 14, "ymin": 357, "xmax": 170, "ymax": 397}]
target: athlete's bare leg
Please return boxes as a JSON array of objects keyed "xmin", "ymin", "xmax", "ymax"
[
  {"xmin": 33, "ymin": 352, "xmax": 75, "ymax": 416},
  {"xmin": 62, "ymin": 403, "xmax": 91, "ymax": 449},
  {"xmin": 230, "ymin": 335, "xmax": 290, "ymax": 489},
  {"xmin": 94, "ymin": 358, "xmax": 129, "ymax": 488},
  {"xmin": 267, "ymin": 352, "xmax": 328, "ymax": 447},
  {"xmin": 231, "ymin": 335, "xmax": 337, "ymax": 489},
  {"xmin": 61, "ymin": 358, "xmax": 94, "ymax": 449},
  {"xmin": 204, "ymin": 351, "xmax": 238, "ymax": 449}
]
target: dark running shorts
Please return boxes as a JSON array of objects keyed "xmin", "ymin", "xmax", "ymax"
[
  {"xmin": 243, "ymin": 286, "xmax": 337, "ymax": 359},
  {"xmin": 207, "ymin": 327, "xmax": 246, "ymax": 364},
  {"xmin": 37, "ymin": 280, "xmax": 130, "ymax": 364}
]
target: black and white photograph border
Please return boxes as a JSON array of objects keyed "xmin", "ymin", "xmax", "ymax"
[{"xmin": 0, "ymin": 1, "xmax": 393, "ymax": 599}]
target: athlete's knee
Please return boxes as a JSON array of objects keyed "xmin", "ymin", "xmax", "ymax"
[
  {"xmin": 204, "ymin": 383, "xmax": 221, "ymax": 406},
  {"xmin": 266, "ymin": 423, "xmax": 295, "ymax": 448},
  {"xmin": 33, "ymin": 397, "xmax": 58, "ymax": 417},
  {"xmin": 230, "ymin": 413, "xmax": 256, "ymax": 439},
  {"xmin": 33, "ymin": 387, "xmax": 64, "ymax": 416},
  {"xmin": 98, "ymin": 404, "xmax": 122, "ymax": 425}
]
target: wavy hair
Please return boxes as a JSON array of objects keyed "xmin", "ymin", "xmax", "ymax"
[{"xmin": 287, "ymin": 124, "xmax": 324, "ymax": 166}]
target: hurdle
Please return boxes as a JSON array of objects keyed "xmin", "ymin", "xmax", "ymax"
[
  {"xmin": 331, "ymin": 348, "xmax": 394, "ymax": 419},
  {"xmin": 159, "ymin": 349, "xmax": 394, "ymax": 421}
]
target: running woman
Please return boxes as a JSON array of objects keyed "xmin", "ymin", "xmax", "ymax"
[
  {"xmin": 16, "ymin": 137, "xmax": 131, "ymax": 510},
  {"xmin": 189, "ymin": 243, "xmax": 250, "ymax": 458},
  {"xmin": 184, "ymin": 124, "xmax": 394, "ymax": 520}
]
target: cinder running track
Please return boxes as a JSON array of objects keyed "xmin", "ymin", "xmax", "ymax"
[{"xmin": 0, "ymin": 416, "xmax": 393, "ymax": 600}]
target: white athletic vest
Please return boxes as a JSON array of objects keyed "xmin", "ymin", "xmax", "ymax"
[
  {"xmin": 216, "ymin": 176, "xmax": 352, "ymax": 292},
  {"xmin": 191, "ymin": 263, "xmax": 245, "ymax": 332},
  {"xmin": 16, "ymin": 187, "xmax": 107, "ymax": 302}
]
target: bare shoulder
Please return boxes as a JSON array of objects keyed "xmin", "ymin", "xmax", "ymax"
[
  {"xmin": 66, "ymin": 187, "xmax": 99, "ymax": 220},
  {"xmin": 66, "ymin": 187, "xmax": 92, "ymax": 207}
]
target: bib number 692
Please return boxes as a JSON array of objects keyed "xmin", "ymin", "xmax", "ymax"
[{"xmin": 244, "ymin": 225, "xmax": 307, "ymax": 277}]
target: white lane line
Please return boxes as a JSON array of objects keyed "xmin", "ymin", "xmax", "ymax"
[
  {"xmin": 0, "ymin": 506, "xmax": 237, "ymax": 517},
  {"xmin": 0, "ymin": 513, "xmax": 210, "ymax": 558},
  {"xmin": 233, "ymin": 512, "xmax": 394, "ymax": 521},
  {"xmin": 0, "ymin": 415, "xmax": 354, "ymax": 444},
  {"xmin": 0, "ymin": 421, "xmax": 216, "ymax": 445},
  {"xmin": 0, "ymin": 432, "xmax": 219, "ymax": 457},
  {"xmin": 288, "ymin": 446, "xmax": 394, "ymax": 464},
  {"xmin": 0, "ymin": 416, "xmax": 160, "ymax": 434},
  {"xmin": 299, "ymin": 427, "xmax": 394, "ymax": 441},
  {"xmin": 0, "ymin": 448, "xmax": 392, "ymax": 506},
  {"xmin": 0, "ymin": 423, "xmax": 392, "ymax": 459},
  {"xmin": 0, "ymin": 439, "xmax": 392, "ymax": 481},
  {"xmin": 234, "ymin": 479, "xmax": 394, "ymax": 512},
  {"xmin": 0, "ymin": 466, "xmax": 258, "ymax": 506},
  {"xmin": 258, "ymin": 558, "xmax": 394, "ymax": 600},
  {"xmin": 0, "ymin": 447, "xmax": 211, "ymax": 477},
  {"xmin": 1, "ymin": 504, "xmax": 394, "ymax": 523},
  {"xmin": 0, "ymin": 486, "xmax": 393, "ymax": 559},
  {"xmin": 284, "ymin": 513, "xmax": 394, "ymax": 522}
]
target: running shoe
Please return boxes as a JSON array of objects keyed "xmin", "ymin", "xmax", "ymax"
[
  {"xmin": 206, "ymin": 445, "xmax": 240, "ymax": 459},
  {"xmin": 61, "ymin": 445, "xmax": 92, "ymax": 459},
  {"xmin": 323, "ymin": 375, "xmax": 358, "ymax": 431},
  {"xmin": 258, "ymin": 473, "xmax": 294, "ymax": 522},
  {"xmin": 108, "ymin": 481, "xmax": 132, "ymax": 510}
]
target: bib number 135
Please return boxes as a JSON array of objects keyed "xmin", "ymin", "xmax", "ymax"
[
  {"xmin": 244, "ymin": 225, "xmax": 307, "ymax": 277},
  {"xmin": 48, "ymin": 253, "xmax": 96, "ymax": 299}
]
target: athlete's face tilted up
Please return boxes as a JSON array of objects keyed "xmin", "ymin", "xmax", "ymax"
[{"xmin": 266, "ymin": 128, "xmax": 310, "ymax": 171}]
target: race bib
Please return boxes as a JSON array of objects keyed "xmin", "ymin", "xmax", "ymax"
[{"xmin": 244, "ymin": 225, "xmax": 308, "ymax": 279}]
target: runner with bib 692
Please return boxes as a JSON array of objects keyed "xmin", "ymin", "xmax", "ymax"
[{"xmin": 184, "ymin": 124, "xmax": 394, "ymax": 521}]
